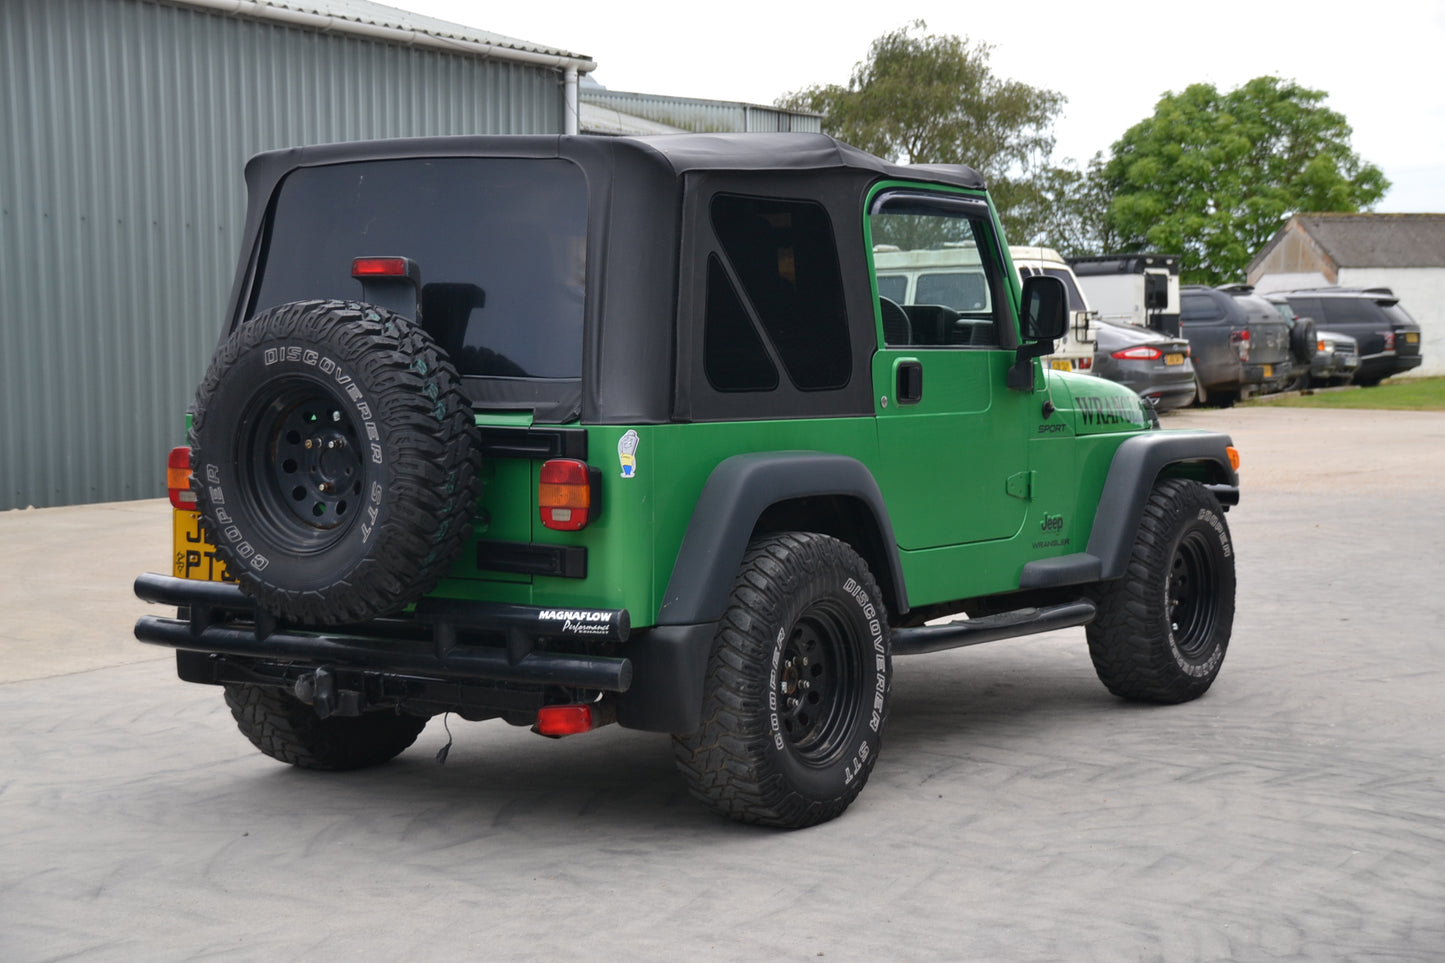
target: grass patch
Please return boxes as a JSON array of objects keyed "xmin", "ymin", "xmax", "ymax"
[{"xmin": 1242, "ymin": 377, "xmax": 1445, "ymax": 410}]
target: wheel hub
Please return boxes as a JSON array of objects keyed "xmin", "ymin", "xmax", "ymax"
[
  {"xmin": 776, "ymin": 606, "xmax": 858, "ymax": 760},
  {"xmin": 1168, "ymin": 531, "xmax": 1217, "ymax": 659}
]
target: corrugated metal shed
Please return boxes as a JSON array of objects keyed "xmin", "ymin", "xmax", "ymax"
[
  {"xmin": 1, "ymin": 0, "xmax": 584, "ymax": 510},
  {"xmin": 581, "ymin": 88, "xmax": 822, "ymax": 134}
]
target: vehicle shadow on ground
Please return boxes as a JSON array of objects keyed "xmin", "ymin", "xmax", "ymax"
[{"xmin": 202, "ymin": 631, "xmax": 1134, "ymax": 836}]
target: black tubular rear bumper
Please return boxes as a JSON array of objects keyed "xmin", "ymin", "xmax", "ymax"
[{"xmin": 133, "ymin": 573, "xmax": 633, "ymax": 693}]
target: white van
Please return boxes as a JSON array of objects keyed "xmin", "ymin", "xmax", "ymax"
[
  {"xmin": 1009, "ymin": 246, "xmax": 1097, "ymax": 373},
  {"xmin": 873, "ymin": 243, "xmax": 1095, "ymax": 370}
]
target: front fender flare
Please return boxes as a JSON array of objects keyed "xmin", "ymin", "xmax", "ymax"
[{"xmin": 1020, "ymin": 430, "xmax": 1239, "ymax": 589}]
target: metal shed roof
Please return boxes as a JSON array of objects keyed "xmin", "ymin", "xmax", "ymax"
[{"xmin": 165, "ymin": 0, "xmax": 594, "ymax": 68}]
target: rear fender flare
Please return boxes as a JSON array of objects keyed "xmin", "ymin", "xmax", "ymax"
[{"xmin": 656, "ymin": 452, "xmax": 907, "ymax": 626}]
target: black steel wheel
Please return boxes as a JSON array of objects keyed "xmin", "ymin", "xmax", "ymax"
[
  {"xmin": 224, "ymin": 683, "xmax": 428, "ymax": 770},
  {"xmin": 672, "ymin": 533, "xmax": 891, "ymax": 829},
  {"xmin": 189, "ymin": 300, "xmax": 479, "ymax": 624},
  {"xmin": 1086, "ymin": 479, "xmax": 1235, "ymax": 703}
]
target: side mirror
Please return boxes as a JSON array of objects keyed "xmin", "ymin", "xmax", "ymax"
[
  {"xmin": 1008, "ymin": 275, "xmax": 1069, "ymax": 389},
  {"xmin": 1021, "ymin": 274, "xmax": 1068, "ymax": 341}
]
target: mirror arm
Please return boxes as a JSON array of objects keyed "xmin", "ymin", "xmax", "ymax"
[{"xmin": 1007, "ymin": 340, "xmax": 1053, "ymax": 390}]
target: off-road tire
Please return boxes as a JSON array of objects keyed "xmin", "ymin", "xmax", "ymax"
[
  {"xmin": 672, "ymin": 533, "xmax": 891, "ymax": 829},
  {"xmin": 1087, "ymin": 479, "xmax": 1235, "ymax": 703},
  {"xmin": 190, "ymin": 300, "xmax": 479, "ymax": 624},
  {"xmin": 223, "ymin": 683, "xmax": 429, "ymax": 770},
  {"xmin": 1289, "ymin": 317, "xmax": 1318, "ymax": 367}
]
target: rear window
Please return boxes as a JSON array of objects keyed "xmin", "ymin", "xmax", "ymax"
[
  {"xmin": 1381, "ymin": 304, "xmax": 1418, "ymax": 328},
  {"xmin": 1041, "ymin": 267, "xmax": 1086, "ymax": 312},
  {"xmin": 1181, "ymin": 292, "xmax": 1224, "ymax": 322},
  {"xmin": 253, "ymin": 158, "xmax": 587, "ymax": 379}
]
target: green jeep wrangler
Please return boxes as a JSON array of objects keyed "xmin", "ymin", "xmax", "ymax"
[{"xmin": 135, "ymin": 133, "xmax": 1240, "ymax": 829}]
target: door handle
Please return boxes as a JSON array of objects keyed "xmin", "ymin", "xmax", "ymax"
[{"xmin": 895, "ymin": 359, "xmax": 923, "ymax": 405}]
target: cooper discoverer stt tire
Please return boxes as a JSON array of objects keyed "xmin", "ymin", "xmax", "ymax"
[
  {"xmin": 1086, "ymin": 478, "xmax": 1236, "ymax": 703},
  {"xmin": 190, "ymin": 300, "xmax": 480, "ymax": 624},
  {"xmin": 672, "ymin": 533, "xmax": 892, "ymax": 829}
]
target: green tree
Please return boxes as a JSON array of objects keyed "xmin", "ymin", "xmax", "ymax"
[
  {"xmin": 776, "ymin": 21, "xmax": 1064, "ymax": 243},
  {"xmin": 997, "ymin": 154, "xmax": 1123, "ymax": 257},
  {"xmin": 1102, "ymin": 76, "xmax": 1389, "ymax": 284}
]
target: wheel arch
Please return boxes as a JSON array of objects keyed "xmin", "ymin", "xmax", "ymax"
[
  {"xmin": 1086, "ymin": 431, "xmax": 1239, "ymax": 580},
  {"xmin": 656, "ymin": 453, "xmax": 908, "ymax": 626}
]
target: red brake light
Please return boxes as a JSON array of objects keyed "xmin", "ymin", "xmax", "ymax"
[
  {"xmin": 167, "ymin": 446, "xmax": 196, "ymax": 510},
  {"xmin": 1380, "ymin": 331, "xmax": 1396, "ymax": 351},
  {"xmin": 1231, "ymin": 330, "xmax": 1251, "ymax": 363},
  {"xmin": 535, "ymin": 704, "xmax": 594, "ymax": 736},
  {"xmin": 351, "ymin": 256, "xmax": 411, "ymax": 278},
  {"xmin": 539, "ymin": 458, "xmax": 593, "ymax": 531},
  {"xmin": 1112, "ymin": 345, "xmax": 1161, "ymax": 361}
]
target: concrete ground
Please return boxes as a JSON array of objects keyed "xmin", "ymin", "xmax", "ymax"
[{"xmin": 2, "ymin": 408, "xmax": 1443, "ymax": 961}]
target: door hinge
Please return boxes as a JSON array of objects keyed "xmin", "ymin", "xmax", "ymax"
[{"xmin": 1006, "ymin": 470, "xmax": 1034, "ymax": 500}]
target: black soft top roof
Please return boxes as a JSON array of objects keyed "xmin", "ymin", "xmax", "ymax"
[
  {"xmin": 243, "ymin": 132, "xmax": 986, "ymax": 193},
  {"xmin": 229, "ymin": 133, "xmax": 988, "ymax": 424}
]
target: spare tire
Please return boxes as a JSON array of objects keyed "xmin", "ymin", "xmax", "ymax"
[
  {"xmin": 1289, "ymin": 317, "xmax": 1318, "ymax": 366},
  {"xmin": 190, "ymin": 299, "xmax": 480, "ymax": 624}
]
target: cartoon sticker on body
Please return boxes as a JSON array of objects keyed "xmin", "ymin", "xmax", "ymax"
[{"xmin": 618, "ymin": 430, "xmax": 639, "ymax": 478}]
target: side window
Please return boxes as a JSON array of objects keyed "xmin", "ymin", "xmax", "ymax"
[
  {"xmin": 1181, "ymin": 293, "xmax": 1224, "ymax": 322},
  {"xmin": 868, "ymin": 193, "xmax": 1006, "ymax": 348},
  {"xmin": 705, "ymin": 194, "xmax": 850, "ymax": 392},
  {"xmin": 1321, "ymin": 298, "xmax": 1376, "ymax": 327}
]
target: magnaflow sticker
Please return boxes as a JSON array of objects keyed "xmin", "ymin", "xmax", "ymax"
[{"xmin": 618, "ymin": 430, "xmax": 639, "ymax": 479}]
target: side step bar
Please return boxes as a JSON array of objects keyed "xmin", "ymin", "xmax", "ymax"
[{"xmin": 891, "ymin": 599, "xmax": 1096, "ymax": 657}]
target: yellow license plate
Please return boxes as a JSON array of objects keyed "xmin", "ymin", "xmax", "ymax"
[
  {"xmin": 1262, "ymin": 364, "xmax": 1273, "ymax": 377},
  {"xmin": 173, "ymin": 510, "xmax": 233, "ymax": 582},
  {"xmin": 1164, "ymin": 353, "xmax": 1184, "ymax": 366},
  {"xmin": 1050, "ymin": 359, "xmax": 1073, "ymax": 371},
  {"xmin": 1406, "ymin": 332, "xmax": 1419, "ymax": 344}
]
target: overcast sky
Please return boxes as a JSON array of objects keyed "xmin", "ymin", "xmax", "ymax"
[{"xmin": 394, "ymin": 0, "xmax": 1444, "ymax": 214}]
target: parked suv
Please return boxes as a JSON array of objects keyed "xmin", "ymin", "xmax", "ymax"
[
  {"xmin": 134, "ymin": 133, "xmax": 1241, "ymax": 829},
  {"xmin": 1263, "ymin": 295, "xmax": 1360, "ymax": 387},
  {"xmin": 1268, "ymin": 287, "xmax": 1423, "ymax": 387},
  {"xmin": 1179, "ymin": 285, "xmax": 1294, "ymax": 405}
]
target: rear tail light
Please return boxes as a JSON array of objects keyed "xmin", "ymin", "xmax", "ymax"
[
  {"xmin": 535, "ymin": 704, "xmax": 594, "ymax": 736},
  {"xmin": 1078, "ymin": 356, "xmax": 1092, "ymax": 370},
  {"xmin": 539, "ymin": 458, "xmax": 596, "ymax": 531},
  {"xmin": 1379, "ymin": 331, "xmax": 1396, "ymax": 351},
  {"xmin": 1112, "ymin": 345, "xmax": 1161, "ymax": 361},
  {"xmin": 167, "ymin": 446, "xmax": 196, "ymax": 510},
  {"xmin": 1231, "ymin": 330, "xmax": 1251, "ymax": 363}
]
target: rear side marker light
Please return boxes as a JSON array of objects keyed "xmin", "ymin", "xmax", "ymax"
[
  {"xmin": 351, "ymin": 256, "xmax": 411, "ymax": 278},
  {"xmin": 1227, "ymin": 446, "xmax": 1241, "ymax": 471},
  {"xmin": 167, "ymin": 446, "xmax": 196, "ymax": 509},
  {"xmin": 539, "ymin": 458, "xmax": 595, "ymax": 531},
  {"xmin": 535, "ymin": 704, "xmax": 593, "ymax": 737}
]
